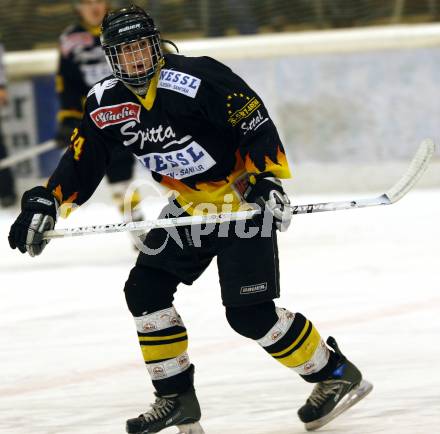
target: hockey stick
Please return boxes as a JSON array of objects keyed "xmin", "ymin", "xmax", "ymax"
[
  {"xmin": 43, "ymin": 138, "xmax": 435, "ymax": 240},
  {"xmin": 0, "ymin": 140, "xmax": 57, "ymax": 170},
  {"xmin": 288, "ymin": 138, "xmax": 435, "ymax": 214}
]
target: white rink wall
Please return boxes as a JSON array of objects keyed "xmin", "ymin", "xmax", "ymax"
[
  {"xmin": 228, "ymin": 47, "xmax": 440, "ymax": 163},
  {"xmin": 219, "ymin": 26, "xmax": 440, "ymax": 192}
]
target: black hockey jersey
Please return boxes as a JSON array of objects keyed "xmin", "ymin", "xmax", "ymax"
[
  {"xmin": 56, "ymin": 23, "xmax": 110, "ymax": 122},
  {"xmin": 48, "ymin": 54, "xmax": 291, "ymax": 216}
]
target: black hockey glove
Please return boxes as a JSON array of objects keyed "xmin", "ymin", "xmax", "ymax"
[
  {"xmin": 243, "ymin": 173, "xmax": 292, "ymax": 232},
  {"xmin": 55, "ymin": 117, "xmax": 81, "ymax": 148},
  {"xmin": 8, "ymin": 186, "xmax": 58, "ymax": 257}
]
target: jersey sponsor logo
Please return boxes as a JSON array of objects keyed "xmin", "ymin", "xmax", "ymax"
[
  {"xmin": 90, "ymin": 102, "xmax": 141, "ymax": 129},
  {"xmin": 135, "ymin": 141, "xmax": 216, "ymax": 180},
  {"xmin": 87, "ymin": 78, "xmax": 119, "ymax": 104},
  {"xmin": 121, "ymin": 121, "xmax": 177, "ymax": 149},
  {"xmin": 240, "ymin": 109, "xmax": 269, "ymax": 135},
  {"xmin": 158, "ymin": 69, "xmax": 201, "ymax": 98},
  {"xmin": 162, "ymin": 135, "xmax": 193, "ymax": 150},
  {"xmin": 228, "ymin": 97, "xmax": 261, "ymax": 126},
  {"xmin": 240, "ymin": 282, "xmax": 268, "ymax": 295}
]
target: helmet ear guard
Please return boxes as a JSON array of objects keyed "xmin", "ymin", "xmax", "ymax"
[{"xmin": 100, "ymin": 4, "xmax": 163, "ymax": 86}]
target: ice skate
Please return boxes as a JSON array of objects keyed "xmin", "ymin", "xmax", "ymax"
[
  {"xmin": 126, "ymin": 386, "xmax": 205, "ymax": 434},
  {"xmin": 298, "ymin": 336, "xmax": 373, "ymax": 431}
]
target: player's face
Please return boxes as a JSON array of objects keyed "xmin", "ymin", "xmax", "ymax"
[
  {"xmin": 117, "ymin": 39, "xmax": 153, "ymax": 78},
  {"xmin": 77, "ymin": 0, "xmax": 107, "ymax": 27}
]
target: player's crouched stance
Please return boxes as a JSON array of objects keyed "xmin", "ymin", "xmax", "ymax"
[
  {"xmin": 8, "ymin": 181, "xmax": 372, "ymax": 433},
  {"xmin": 8, "ymin": 5, "xmax": 372, "ymax": 433}
]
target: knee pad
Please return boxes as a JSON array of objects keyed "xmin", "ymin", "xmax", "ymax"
[
  {"xmin": 225, "ymin": 301, "xmax": 278, "ymax": 340},
  {"xmin": 124, "ymin": 265, "xmax": 179, "ymax": 316}
]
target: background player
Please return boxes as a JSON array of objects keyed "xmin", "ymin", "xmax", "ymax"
[
  {"xmin": 56, "ymin": 0, "xmax": 143, "ymax": 223},
  {"xmin": 0, "ymin": 41, "xmax": 17, "ymax": 208},
  {"xmin": 9, "ymin": 5, "xmax": 372, "ymax": 433}
]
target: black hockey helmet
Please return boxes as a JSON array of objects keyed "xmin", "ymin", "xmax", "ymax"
[{"xmin": 100, "ymin": 4, "xmax": 163, "ymax": 86}]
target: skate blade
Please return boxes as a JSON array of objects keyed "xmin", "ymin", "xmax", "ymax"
[
  {"xmin": 176, "ymin": 421, "xmax": 205, "ymax": 434},
  {"xmin": 305, "ymin": 379, "xmax": 373, "ymax": 431}
]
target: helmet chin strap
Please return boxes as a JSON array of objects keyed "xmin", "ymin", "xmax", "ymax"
[{"xmin": 125, "ymin": 81, "xmax": 150, "ymax": 96}]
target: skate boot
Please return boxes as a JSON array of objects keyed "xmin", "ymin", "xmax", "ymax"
[
  {"xmin": 126, "ymin": 386, "xmax": 205, "ymax": 434},
  {"xmin": 298, "ymin": 336, "xmax": 373, "ymax": 431}
]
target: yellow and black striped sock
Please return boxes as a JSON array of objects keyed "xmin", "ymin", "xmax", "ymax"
[
  {"xmin": 257, "ymin": 308, "xmax": 330, "ymax": 376},
  {"xmin": 134, "ymin": 306, "xmax": 191, "ymax": 384}
]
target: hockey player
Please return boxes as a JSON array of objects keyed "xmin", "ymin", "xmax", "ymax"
[
  {"xmin": 56, "ymin": 0, "xmax": 142, "ymax": 221},
  {"xmin": 8, "ymin": 5, "xmax": 372, "ymax": 433}
]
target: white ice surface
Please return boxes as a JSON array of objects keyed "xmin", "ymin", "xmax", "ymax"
[{"xmin": 1, "ymin": 189, "xmax": 440, "ymax": 434}]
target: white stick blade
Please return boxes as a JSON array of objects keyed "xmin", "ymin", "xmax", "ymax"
[{"xmin": 385, "ymin": 138, "xmax": 435, "ymax": 203}]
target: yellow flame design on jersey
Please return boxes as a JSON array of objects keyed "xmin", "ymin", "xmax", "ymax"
[
  {"xmin": 160, "ymin": 147, "xmax": 291, "ymax": 215},
  {"xmin": 52, "ymin": 184, "xmax": 79, "ymax": 218}
]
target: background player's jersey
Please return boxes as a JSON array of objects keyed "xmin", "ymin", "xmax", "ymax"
[
  {"xmin": 56, "ymin": 23, "xmax": 110, "ymax": 122},
  {"xmin": 47, "ymin": 54, "xmax": 291, "ymax": 216}
]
